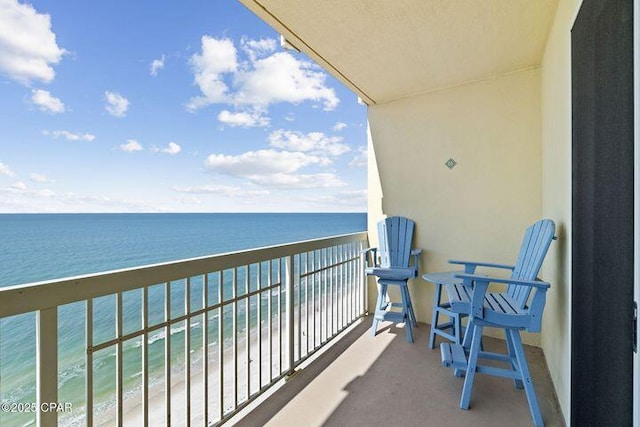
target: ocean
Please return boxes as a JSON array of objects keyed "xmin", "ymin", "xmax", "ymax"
[{"xmin": 0, "ymin": 213, "xmax": 367, "ymax": 426}]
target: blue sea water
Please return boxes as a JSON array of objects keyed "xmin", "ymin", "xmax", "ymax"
[
  {"xmin": 0, "ymin": 213, "xmax": 366, "ymax": 426},
  {"xmin": 0, "ymin": 213, "xmax": 367, "ymax": 287}
]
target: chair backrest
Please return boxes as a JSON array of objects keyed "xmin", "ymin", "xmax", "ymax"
[
  {"xmin": 508, "ymin": 219, "xmax": 556, "ymax": 307},
  {"xmin": 377, "ymin": 216, "xmax": 415, "ymax": 268}
]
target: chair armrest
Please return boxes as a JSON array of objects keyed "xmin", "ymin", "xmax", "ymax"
[
  {"xmin": 410, "ymin": 248, "xmax": 422, "ymax": 273},
  {"xmin": 361, "ymin": 247, "xmax": 378, "ymax": 268},
  {"xmin": 366, "ymin": 266, "xmax": 417, "ymax": 280},
  {"xmin": 454, "ymin": 273, "xmax": 550, "ymax": 326},
  {"xmin": 448, "ymin": 259, "xmax": 515, "ymax": 274},
  {"xmin": 453, "ymin": 273, "xmax": 550, "ymax": 290}
]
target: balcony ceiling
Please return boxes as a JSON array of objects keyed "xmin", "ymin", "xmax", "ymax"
[{"xmin": 238, "ymin": 0, "xmax": 559, "ymax": 105}]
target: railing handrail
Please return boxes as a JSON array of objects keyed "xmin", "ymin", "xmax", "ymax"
[{"xmin": 0, "ymin": 231, "xmax": 368, "ymax": 318}]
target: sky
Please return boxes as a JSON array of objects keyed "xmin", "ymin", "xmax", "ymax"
[{"xmin": 0, "ymin": 0, "xmax": 368, "ymax": 213}]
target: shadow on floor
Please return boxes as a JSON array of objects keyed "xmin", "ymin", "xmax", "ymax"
[{"xmin": 233, "ymin": 317, "xmax": 565, "ymax": 427}]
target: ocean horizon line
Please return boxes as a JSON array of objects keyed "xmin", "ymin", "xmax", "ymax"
[{"xmin": 0, "ymin": 211, "xmax": 367, "ymax": 215}]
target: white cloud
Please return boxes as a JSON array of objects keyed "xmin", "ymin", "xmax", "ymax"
[
  {"xmin": 150, "ymin": 54, "xmax": 165, "ymax": 76},
  {"xmin": 172, "ymin": 184, "xmax": 269, "ymax": 198},
  {"xmin": 249, "ymin": 173, "xmax": 346, "ymax": 189},
  {"xmin": 179, "ymin": 196, "xmax": 202, "ymax": 205},
  {"xmin": 268, "ymin": 130, "xmax": 349, "ymax": 156},
  {"xmin": 203, "ymin": 149, "xmax": 348, "ymax": 190},
  {"xmin": 0, "ymin": 185, "xmax": 164, "ymax": 213},
  {"xmin": 31, "ymin": 89, "xmax": 65, "ymax": 113},
  {"xmin": 119, "ymin": 139, "xmax": 142, "ymax": 152},
  {"xmin": 43, "ymin": 130, "xmax": 95, "ymax": 142},
  {"xmin": 304, "ymin": 189, "xmax": 367, "ymax": 208},
  {"xmin": 187, "ymin": 36, "xmax": 339, "ymax": 114},
  {"xmin": 235, "ymin": 52, "xmax": 339, "ymax": 110},
  {"xmin": 11, "ymin": 180, "xmax": 27, "ymax": 190},
  {"xmin": 186, "ymin": 36, "xmax": 237, "ymax": 111},
  {"xmin": 105, "ymin": 91, "xmax": 129, "ymax": 117},
  {"xmin": 333, "ymin": 122, "xmax": 347, "ymax": 131},
  {"xmin": 0, "ymin": 162, "xmax": 15, "ymax": 177},
  {"xmin": 156, "ymin": 142, "xmax": 181, "ymax": 155},
  {"xmin": 0, "ymin": 0, "xmax": 66, "ymax": 84},
  {"xmin": 240, "ymin": 37, "xmax": 277, "ymax": 62},
  {"xmin": 30, "ymin": 173, "xmax": 53, "ymax": 183},
  {"xmin": 205, "ymin": 149, "xmax": 329, "ymax": 177},
  {"xmin": 349, "ymin": 146, "xmax": 367, "ymax": 167},
  {"xmin": 218, "ymin": 109, "xmax": 269, "ymax": 128}
]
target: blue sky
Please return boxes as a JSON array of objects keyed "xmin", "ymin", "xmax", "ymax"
[{"xmin": 0, "ymin": 0, "xmax": 367, "ymax": 213}]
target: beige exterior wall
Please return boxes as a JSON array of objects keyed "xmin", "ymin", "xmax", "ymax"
[
  {"xmin": 365, "ymin": 3, "xmax": 581, "ymax": 420},
  {"xmin": 366, "ymin": 68, "xmax": 543, "ymax": 344},
  {"xmin": 540, "ymin": 0, "xmax": 582, "ymax": 421}
]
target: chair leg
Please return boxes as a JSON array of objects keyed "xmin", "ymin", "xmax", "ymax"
[
  {"xmin": 460, "ymin": 324, "xmax": 483, "ymax": 410},
  {"xmin": 371, "ymin": 283, "xmax": 387, "ymax": 336},
  {"xmin": 461, "ymin": 317, "xmax": 474, "ymax": 350},
  {"xmin": 453, "ymin": 318, "xmax": 474, "ymax": 377},
  {"xmin": 400, "ymin": 284, "xmax": 414, "ymax": 343},
  {"xmin": 509, "ymin": 329, "xmax": 544, "ymax": 427},
  {"xmin": 429, "ymin": 284, "xmax": 443, "ymax": 349},
  {"xmin": 454, "ymin": 313, "xmax": 462, "ymax": 345},
  {"xmin": 402, "ymin": 283, "xmax": 417, "ymax": 327},
  {"xmin": 506, "ymin": 329, "xmax": 524, "ymax": 389}
]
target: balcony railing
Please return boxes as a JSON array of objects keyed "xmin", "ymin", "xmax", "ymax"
[{"xmin": 0, "ymin": 231, "xmax": 368, "ymax": 427}]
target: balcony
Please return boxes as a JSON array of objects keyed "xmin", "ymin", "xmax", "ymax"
[{"xmin": 0, "ymin": 231, "xmax": 563, "ymax": 426}]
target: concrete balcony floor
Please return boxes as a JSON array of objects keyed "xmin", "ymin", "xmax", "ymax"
[{"xmin": 234, "ymin": 317, "xmax": 565, "ymax": 427}]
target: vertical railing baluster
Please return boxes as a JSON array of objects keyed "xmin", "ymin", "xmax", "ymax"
[
  {"xmin": 335, "ymin": 246, "xmax": 340, "ymax": 329},
  {"xmin": 86, "ymin": 299, "xmax": 93, "ymax": 427},
  {"xmin": 286, "ymin": 255, "xmax": 295, "ymax": 375},
  {"xmin": 323, "ymin": 249, "xmax": 328, "ymax": 343},
  {"xmin": 142, "ymin": 287, "xmax": 149, "ymax": 427},
  {"xmin": 202, "ymin": 274, "xmax": 208, "ymax": 427},
  {"xmin": 311, "ymin": 251, "xmax": 316, "ymax": 349},
  {"xmin": 296, "ymin": 254, "xmax": 301, "ymax": 364},
  {"xmin": 116, "ymin": 292, "xmax": 123, "ymax": 427},
  {"xmin": 335, "ymin": 246, "xmax": 340, "ymax": 333},
  {"xmin": 352, "ymin": 243, "xmax": 356, "ymax": 319},
  {"xmin": 257, "ymin": 262, "xmax": 262, "ymax": 390},
  {"xmin": 330, "ymin": 247, "xmax": 335, "ymax": 335},
  {"xmin": 217, "ymin": 273, "xmax": 223, "ymax": 421},
  {"xmin": 232, "ymin": 268, "xmax": 238, "ymax": 409},
  {"xmin": 37, "ymin": 307, "xmax": 58, "ymax": 427},
  {"xmin": 165, "ymin": 282, "xmax": 171, "ymax": 426},
  {"xmin": 245, "ymin": 266, "xmax": 250, "ymax": 401},
  {"xmin": 343, "ymin": 244, "xmax": 358, "ymax": 323},
  {"xmin": 338, "ymin": 246, "xmax": 349, "ymax": 328},
  {"xmin": 304, "ymin": 252, "xmax": 310, "ymax": 356},
  {"xmin": 351, "ymin": 244, "xmax": 355, "ymax": 319},
  {"xmin": 185, "ymin": 278, "xmax": 191, "ymax": 427},
  {"xmin": 268, "ymin": 261, "xmax": 273, "ymax": 381},
  {"xmin": 360, "ymin": 241, "xmax": 365, "ymax": 316},
  {"xmin": 278, "ymin": 259, "xmax": 283, "ymax": 374}
]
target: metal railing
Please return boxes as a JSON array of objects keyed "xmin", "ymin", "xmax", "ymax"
[{"xmin": 0, "ymin": 232, "xmax": 368, "ymax": 427}]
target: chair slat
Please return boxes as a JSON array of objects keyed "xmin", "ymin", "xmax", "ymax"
[{"xmin": 508, "ymin": 219, "xmax": 555, "ymax": 308}]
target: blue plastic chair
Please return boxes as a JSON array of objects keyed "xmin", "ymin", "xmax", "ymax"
[
  {"xmin": 363, "ymin": 216, "xmax": 422, "ymax": 342},
  {"xmin": 433, "ymin": 219, "xmax": 556, "ymax": 427},
  {"xmin": 423, "ymin": 219, "xmax": 556, "ymax": 349}
]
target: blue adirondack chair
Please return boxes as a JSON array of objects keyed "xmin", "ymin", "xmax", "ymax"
[
  {"xmin": 363, "ymin": 216, "xmax": 422, "ymax": 342},
  {"xmin": 423, "ymin": 219, "xmax": 556, "ymax": 349},
  {"xmin": 429, "ymin": 219, "xmax": 556, "ymax": 427}
]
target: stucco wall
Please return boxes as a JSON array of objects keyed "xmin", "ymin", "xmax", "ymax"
[
  {"xmin": 366, "ymin": 68, "xmax": 543, "ymax": 344},
  {"xmin": 540, "ymin": 0, "xmax": 582, "ymax": 421}
]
